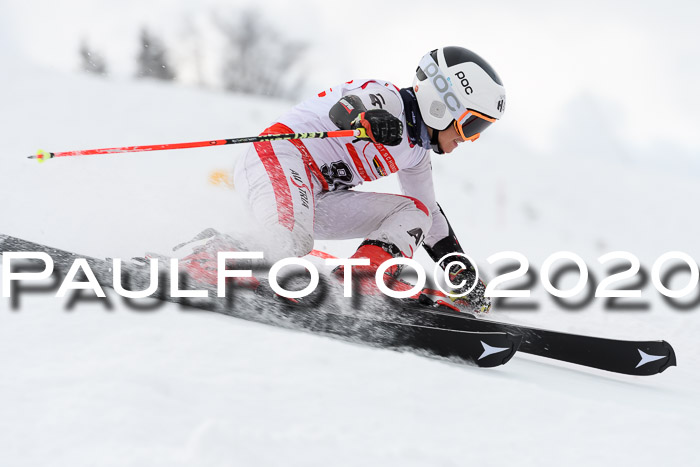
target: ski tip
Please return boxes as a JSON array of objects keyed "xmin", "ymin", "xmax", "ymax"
[
  {"xmin": 475, "ymin": 332, "xmax": 522, "ymax": 368},
  {"xmin": 658, "ymin": 340, "xmax": 677, "ymax": 373},
  {"xmin": 501, "ymin": 333, "xmax": 523, "ymax": 365}
]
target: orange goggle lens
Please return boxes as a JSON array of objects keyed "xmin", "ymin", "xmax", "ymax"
[{"xmin": 454, "ymin": 110, "xmax": 496, "ymax": 142}]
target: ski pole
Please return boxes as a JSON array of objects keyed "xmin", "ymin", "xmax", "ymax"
[{"xmin": 28, "ymin": 128, "xmax": 368, "ymax": 163}]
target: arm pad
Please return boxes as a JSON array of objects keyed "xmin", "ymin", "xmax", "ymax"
[{"xmin": 329, "ymin": 95, "xmax": 367, "ymax": 130}]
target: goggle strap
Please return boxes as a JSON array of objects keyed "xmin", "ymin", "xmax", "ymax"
[{"xmin": 430, "ymin": 128, "xmax": 443, "ymax": 154}]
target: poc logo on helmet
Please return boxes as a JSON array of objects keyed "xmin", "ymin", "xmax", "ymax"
[
  {"xmin": 455, "ymin": 71, "xmax": 473, "ymax": 95},
  {"xmin": 423, "ymin": 62, "xmax": 462, "ymax": 113}
]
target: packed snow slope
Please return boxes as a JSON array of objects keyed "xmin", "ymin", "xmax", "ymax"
[{"xmin": 1, "ymin": 61, "xmax": 699, "ymax": 467}]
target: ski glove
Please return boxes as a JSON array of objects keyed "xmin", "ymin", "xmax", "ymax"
[{"xmin": 351, "ymin": 109, "xmax": 403, "ymax": 146}]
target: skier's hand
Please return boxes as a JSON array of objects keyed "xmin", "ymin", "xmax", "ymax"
[
  {"xmin": 446, "ymin": 265, "xmax": 491, "ymax": 313},
  {"xmin": 352, "ymin": 109, "xmax": 403, "ymax": 146}
]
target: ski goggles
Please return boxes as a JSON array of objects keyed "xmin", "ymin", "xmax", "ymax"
[{"xmin": 454, "ymin": 109, "xmax": 496, "ymax": 142}]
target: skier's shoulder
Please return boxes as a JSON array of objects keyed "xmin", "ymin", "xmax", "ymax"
[
  {"xmin": 345, "ymin": 78, "xmax": 402, "ymax": 94},
  {"xmin": 336, "ymin": 79, "xmax": 403, "ymax": 120},
  {"xmin": 313, "ymin": 79, "xmax": 398, "ymax": 102},
  {"xmin": 344, "ymin": 78, "xmax": 402, "ymax": 101}
]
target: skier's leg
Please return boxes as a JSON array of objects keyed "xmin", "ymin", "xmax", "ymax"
[
  {"xmin": 314, "ymin": 190, "xmax": 432, "ymax": 267},
  {"xmin": 233, "ymin": 139, "xmax": 319, "ymax": 259}
]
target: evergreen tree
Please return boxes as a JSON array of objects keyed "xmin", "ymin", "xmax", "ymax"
[
  {"xmin": 136, "ymin": 28, "xmax": 176, "ymax": 80},
  {"xmin": 79, "ymin": 40, "xmax": 108, "ymax": 76},
  {"xmin": 215, "ymin": 9, "xmax": 308, "ymax": 99}
]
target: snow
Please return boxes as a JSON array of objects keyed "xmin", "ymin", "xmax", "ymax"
[{"xmin": 2, "ymin": 61, "xmax": 699, "ymax": 465}]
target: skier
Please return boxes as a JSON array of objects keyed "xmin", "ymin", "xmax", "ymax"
[{"xmin": 232, "ymin": 46, "xmax": 506, "ymax": 311}]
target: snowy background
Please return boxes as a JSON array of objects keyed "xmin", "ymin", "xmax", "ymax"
[{"xmin": 1, "ymin": 1, "xmax": 699, "ymax": 466}]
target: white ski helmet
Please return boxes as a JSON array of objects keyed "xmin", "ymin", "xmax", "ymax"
[{"xmin": 413, "ymin": 46, "xmax": 505, "ymax": 141}]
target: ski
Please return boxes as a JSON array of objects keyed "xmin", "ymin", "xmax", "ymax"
[
  {"xmin": 1, "ymin": 233, "xmax": 677, "ymax": 374},
  {"xmin": 0, "ymin": 234, "xmax": 520, "ymax": 368},
  {"xmin": 391, "ymin": 297, "xmax": 676, "ymax": 376}
]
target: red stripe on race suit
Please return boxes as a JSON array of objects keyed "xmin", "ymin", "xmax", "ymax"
[
  {"xmin": 402, "ymin": 195, "xmax": 429, "ymax": 216},
  {"xmin": 253, "ymin": 140, "xmax": 295, "ymax": 231},
  {"xmin": 379, "ymin": 193, "xmax": 429, "ymax": 217},
  {"xmin": 263, "ymin": 123, "xmax": 329, "ymax": 191},
  {"xmin": 375, "ymin": 144, "xmax": 399, "ymax": 173},
  {"xmin": 345, "ymin": 143, "xmax": 372, "ymax": 182},
  {"xmin": 308, "ymin": 249, "xmax": 337, "ymax": 260}
]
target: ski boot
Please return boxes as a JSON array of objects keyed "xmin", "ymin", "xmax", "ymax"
[
  {"xmin": 171, "ymin": 228, "xmax": 261, "ymax": 291},
  {"xmin": 444, "ymin": 263, "xmax": 491, "ymax": 313},
  {"xmin": 332, "ymin": 240, "xmax": 416, "ymax": 297}
]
